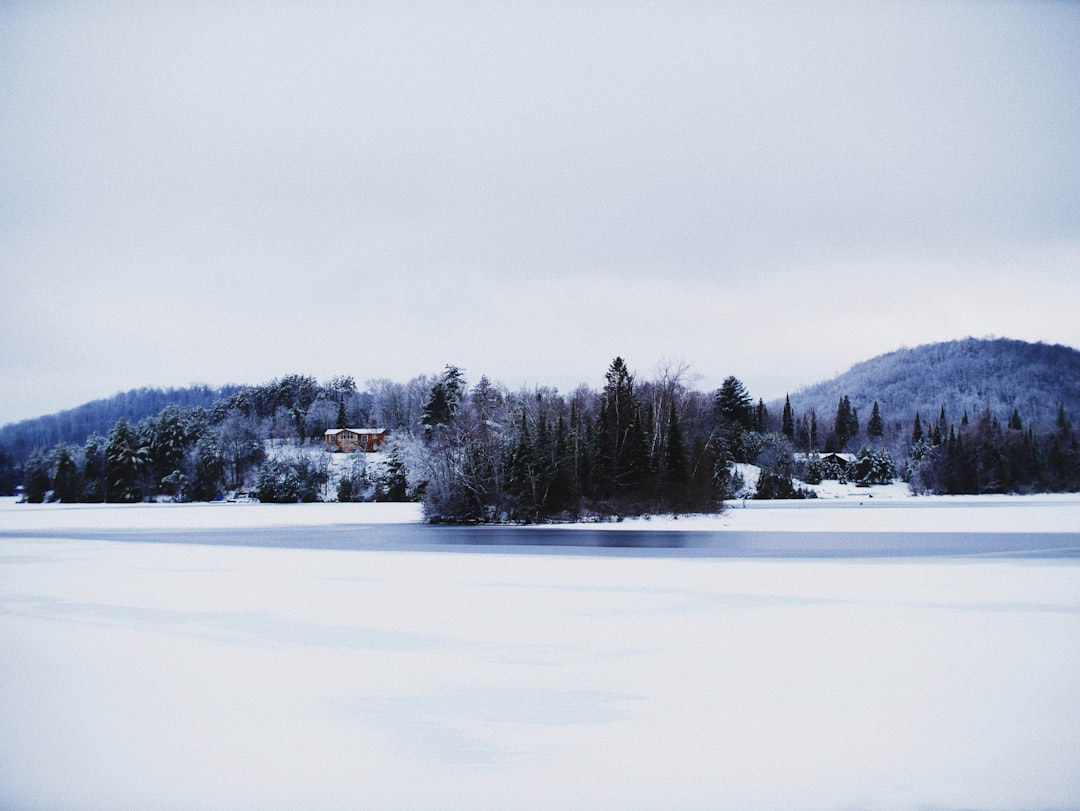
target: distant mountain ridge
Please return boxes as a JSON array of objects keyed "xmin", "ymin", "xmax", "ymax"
[{"xmin": 775, "ymin": 338, "xmax": 1080, "ymax": 434}]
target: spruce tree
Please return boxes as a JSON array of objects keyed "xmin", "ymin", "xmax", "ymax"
[
  {"xmin": 191, "ymin": 434, "xmax": 224, "ymax": 501},
  {"xmin": 422, "ymin": 366, "xmax": 466, "ymax": 434},
  {"xmin": 715, "ymin": 377, "xmax": 754, "ymax": 431},
  {"xmin": 867, "ymin": 401, "xmax": 884, "ymax": 440},
  {"xmin": 912, "ymin": 413, "xmax": 923, "ymax": 445},
  {"xmin": 105, "ymin": 417, "xmax": 146, "ymax": 503},
  {"xmin": 82, "ymin": 433, "xmax": 107, "ymax": 502},
  {"xmin": 51, "ymin": 445, "xmax": 81, "ymax": 503},
  {"xmin": 782, "ymin": 395, "xmax": 794, "ymax": 439},
  {"xmin": 1008, "ymin": 409, "xmax": 1022, "ymax": 431},
  {"xmin": 23, "ymin": 450, "xmax": 51, "ymax": 503},
  {"xmin": 834, "ymin": 395, "xmax": 857, "ymax": 449},
  {"xmin": 594, "ymin": 357, "xmax": 650, "ymax": 505}
]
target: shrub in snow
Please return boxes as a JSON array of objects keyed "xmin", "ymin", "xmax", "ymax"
[
  {"xmin": 850, "ymin": 447, "xmax": 897, "ymax": 485},
  {"xmin": 713, "ymin": 458, "xmax": 746, "ymax": 500},
  {"xmin": 373, "ymin": 452, "xmax": 411, "ymax": 502},
  {"xmin": 754, "ymin": 470, "xmax": 816, "ymax": 499},
  {"xmin": 254, "ymin": 454, "xmax": 328, "ymax": 503},
  {"xmin": 337, "ymin": 455, "xmax": 375, "ymax": 502}
]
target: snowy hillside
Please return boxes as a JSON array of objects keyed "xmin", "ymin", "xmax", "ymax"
[{"xmin": 777, "ymin": 337, "xmax": 1080, "ymax": 432}]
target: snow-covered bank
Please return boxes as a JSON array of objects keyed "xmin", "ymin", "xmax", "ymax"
[
  {"xmin": 578, "ymin": 492, "xmax": 1080, "ymax": 534},
  {"xmin": 4, "ymin": 492, "xmax": 1080, "ymax": 537},
  {"xmin": 2, "ymin": 539, "xmax": 1078, "ymax": 811}
]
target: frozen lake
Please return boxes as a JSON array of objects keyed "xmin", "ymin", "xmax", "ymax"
[{"xmin": 2, "ymin": 497, "xmax": 1080, "ymax": 810}]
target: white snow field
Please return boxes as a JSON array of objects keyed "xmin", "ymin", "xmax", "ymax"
[{"xmin": 2, "ymin": 496, "xmax": 1080, "ymax": 811}]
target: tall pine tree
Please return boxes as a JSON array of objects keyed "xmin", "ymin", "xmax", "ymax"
[
  {"xmin": 715, "ymin": 376, "xmax": 754, "ymax": 430},
  {"xmin": 782, "ymin": 394, "xmax": 794, "ymax": 439},
  {"xmin": 834, "ymin": 395, "xmax": 858, "ymax": 449},
  {"xmin": 867, "ymin": 401, "xmax": 884, "ymax": 440}
]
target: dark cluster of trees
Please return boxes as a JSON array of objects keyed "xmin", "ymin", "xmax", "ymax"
[
  {"xmin": 21, "ymin": 406, "xmax": 247, "ymax": 504},
  {"xmin": 776, "ymin": 387, "xmax": 1078, "ymax": 495},
  {"xmin": 411, "ymin": 359, "xmax": 735, "ymax": 522},
  {"xmin": 907, "ymin": 405, "xmax": 1080, "ymax": 495},
  {"xmin": 410, "ymin": 360, "xmax": 904, "ymax": 521}
]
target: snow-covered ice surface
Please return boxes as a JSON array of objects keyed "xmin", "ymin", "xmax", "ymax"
[
  {"xmin": 0, "ymin": 497, "xmax": 425, "ymax": 532},
  {"xmin": 3, "ymin": 496, "xmax": 1080, "ymax": 811}
]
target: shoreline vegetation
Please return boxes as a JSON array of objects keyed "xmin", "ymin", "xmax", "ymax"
[{"xmin": 3, "ymin": 343, "xmax": 1079, "ymax": 525}]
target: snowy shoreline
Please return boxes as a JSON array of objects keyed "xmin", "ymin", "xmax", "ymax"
[{"xmin": 3, "ymin": 491, "xmax": 1080, "ymax": 536}]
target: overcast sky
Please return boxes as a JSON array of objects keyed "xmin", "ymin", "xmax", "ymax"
[{"xmin": 2, "ymin": 1, "xmax": 1078, "ymax": 425}]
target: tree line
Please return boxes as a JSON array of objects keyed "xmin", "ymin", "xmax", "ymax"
[
  {"xmin": 14, "ymin": 374, "xmax": 377, "ymax": 504},
  {"xmin": 5, "ymin": 360, "xmax": 1080, "ymax": 515},
  {"xmin": 408, "ymin": 359, "xmax": 725, "ymax": 522}
]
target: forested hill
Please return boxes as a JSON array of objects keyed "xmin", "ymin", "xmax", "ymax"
[
  {"xmin": 0, "ymin": 385, "xmax": 239, "ymax": 465},
  {"xmin": 776, "ymin": 338, "xmax": 1080, "ymax": 434}
]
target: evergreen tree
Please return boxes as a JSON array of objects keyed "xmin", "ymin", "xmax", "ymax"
[
  {"xmin": 782, "ymin": 395, "xmax": 794, "ymax": 439},
  {"xmin": 0, "ymin": 445, "xmax": 17, "ymax": 496},
  {"xmin": 143, "ymin": 405, "xmax": 190, "ymax": 492},
  {"xmin": 82, "ymin": 433, "xmax": 107, "ymax": 502},
  {"xmin": 336, "ymin": 398, "xmax": 348, "ymax": 430},
  {"xmin": 1008, "ymin": 409, "xmax": 1023, "ymax": 431},
  {"xmin": 850, "ymin": 447, "xmax": 897, "ymax": 485},
  {"xmin": 23, "ymin": 450, "xmax": 51, "ymax": 503},
  {"xmin": 105, "ymin": 418, "xmax": 147, "ymax": 502},
  {"xmin": 190, "ymin": 434, "xmax": 224, "ymax": 501},
  {"xmin": 912, "ymin": 412, "xmax": 924, "ymax": 445},
  {"xmin": 834, "ymin": 395, "xmax": 858, "ymax": 449},
  {"xmin": 51, "ymin": 445, "xmax": 81, "ymax": 503},
  {"xmin": 595, "ymin": 357, "xmax": 646, "ymax": 500},
  {"xmin": 375, "ymin": 450, "xmax": 410, "ymax": 502},
  {"xmin": 715, "ymin": 376, "xmax": 754, "ymax": 430},
  {"xmin": 867, "ymin": 401, "xmax": 884, "ymax": 440},
  {"xmin": 755, "ymin": 399, "xmax": 768, "ymax": 433},
  {"xmin": 422, "ymin": 365, "xmax": 466, "ymax": 434}
]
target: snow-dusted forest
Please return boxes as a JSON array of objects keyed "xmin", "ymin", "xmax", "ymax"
[{"xmin": 3, "ymin": 339, "xmax": 1080, "ymax": 521}]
